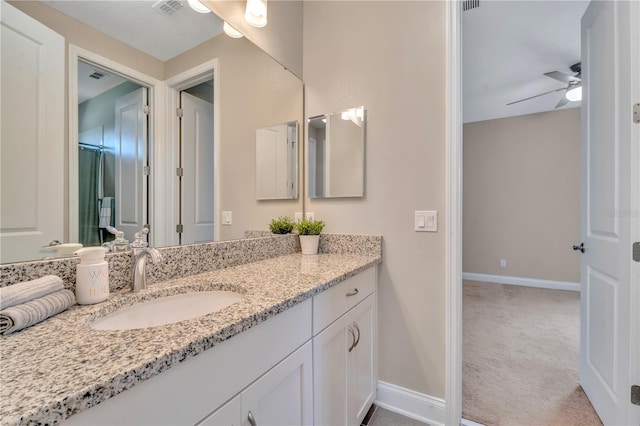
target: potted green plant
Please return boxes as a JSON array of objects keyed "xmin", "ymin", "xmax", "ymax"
[
  {"xmin": 269, "ymin": 216, "xmax": 295, "ymax": 234},
  {"xmin": 295, "ymin": 218, "xmax": 325, "ymax": 255}
]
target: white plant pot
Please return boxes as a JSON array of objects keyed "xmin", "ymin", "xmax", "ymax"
[{"xmin": 299, "ymin": 235, "xmax": 320, "ymax": 255}]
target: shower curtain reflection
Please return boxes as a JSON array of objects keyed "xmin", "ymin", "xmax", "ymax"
[{"xmin": 78, "ymin": 144, "xmax": 103, "ymax": 247}]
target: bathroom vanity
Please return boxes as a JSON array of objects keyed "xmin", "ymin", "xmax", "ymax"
[{"xmin": 0, "ymin": 235, "xmax": 382, "ymax": 426}]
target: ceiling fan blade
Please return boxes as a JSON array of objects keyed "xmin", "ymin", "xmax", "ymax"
[
  {"xmin": 555, "ymin": 95, "xmax": 570, "ymax": 108},
  {"xmin": 506, "ymin": 87, "xmax": 566, "ymax": 106},
  {"xmin": 544, "ymin": 71, "xmax": 581, "ymax": 84}
]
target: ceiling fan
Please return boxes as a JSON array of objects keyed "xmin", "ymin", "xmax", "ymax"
[{"xmin": 507, "ymin": 62, "xmax": 582, "ymax": 108}]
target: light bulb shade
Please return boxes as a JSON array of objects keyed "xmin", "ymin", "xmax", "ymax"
[
  {"xmin": 245, "ymin": 0, "xmax": 267, "ymax": 28},
  {"xmin": 188, "ymin": 0, "xmax": 211, "ymax": 14},
  {"xmin": 565, "ymin": 85, "xmax": 582, "ymax": 102},
  {"xmin": 223, "ymin": 22, "xmax": 243, "ymax": 38}
]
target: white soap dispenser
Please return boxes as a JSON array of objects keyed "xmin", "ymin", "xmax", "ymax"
[{"xmin": 74, "ymin": 247, "xmax": 109, "ymax": 304}]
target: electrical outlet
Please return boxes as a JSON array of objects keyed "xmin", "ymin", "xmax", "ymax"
[
  {"xmin": 294, "ymin": 212, "xmax": 303, "ymax": 222},
  {"xmin": 305, "ymin": 212, "xmax": 315, "ymax": 221},
  {"xmin": 500, "ymin": 259, "xmax": 507, "ymax": 268}
]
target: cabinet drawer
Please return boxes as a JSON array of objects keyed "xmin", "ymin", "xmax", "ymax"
[{"xmin": 313, "ymin": 266, "xmax": 375, "ymax": 335}]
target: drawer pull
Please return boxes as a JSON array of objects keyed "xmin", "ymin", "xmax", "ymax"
[
  {"xmin": 248, "ymin": 410, "xmax": 257, "ymax": 426},
  {"xmin": 346, "ymin": 289, "xmax": 359, "ymax": 297},
  {"xmin": 347, "ymin": 326, "xmax": 356, "ymax": 352}
]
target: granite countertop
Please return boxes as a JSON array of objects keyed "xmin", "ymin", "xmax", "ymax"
[{"xmin": 0, "ymin": 252, "xmax": 381, "ymax": 426}]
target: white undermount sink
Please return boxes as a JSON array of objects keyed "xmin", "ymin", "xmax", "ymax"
[{"xmin": 90, "ymin": 291, "xmax": 243, "ymax": 331}]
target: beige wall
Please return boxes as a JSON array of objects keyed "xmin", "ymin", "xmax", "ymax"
[
  {"xmin": 304, "ymin": 1, "xmax": 447, "ymax": 398},
  {"xmin": 202, "ymin": 0, "xmax": 303, "ymax": 79},
  {"xmin": 463, "ymin": 109, "xmax": 581, "ymax": 282},
  {"xmin": 166, "ymin": 36, "xmax": 304, "ymax": 241}
]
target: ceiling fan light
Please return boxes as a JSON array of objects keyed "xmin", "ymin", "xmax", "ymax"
[
  {"xmin": 245, "ymin": 0, "xmax": 267, "ymax": 28},
  {"xmin": 565, "ymin": 86, "xmax": 582, "ymax": 102},
  {"xmin": 223, "ymin": 22, "xmax": 243, "ymax": 38},
  {"xmin": 187, "ymin": 0, "xmax": 211, "ymax": 14}
]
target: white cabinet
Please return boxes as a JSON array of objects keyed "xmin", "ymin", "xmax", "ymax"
[
  {"xmin": 199, "ymin": 341, "xmax": 313, "ymax": 426},
  {"xmin": 313, "ymin": 267, "xmax": 377, "ymax": 426}
]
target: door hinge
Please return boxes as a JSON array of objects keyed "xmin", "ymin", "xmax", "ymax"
[
  {"xmin": 143, "ymin": 165, "xmax": 151, "ymax": 176},
  {"xmin": 176, "ymin": 167, "xmax": 184, "ymax": 177},
  {"xmin": 631, "ymin": 385, "xmax": 640, "ymax": 405},
  {"xmin": 633, "ymin": 242, "xmax": 640, "ymax": 262},
  {"xmin": 143, "ymin": 105, "xmax": 150, "ymax": 115},
  {"xmin": 634, "ymin": 103, "xmax": 640, "ymax": 124},
  {"xmin": 176, "ymin": 107, "xmax": 184, "ymax": 118},
  {"xmin": 176, "ymin": 224, "xmax": 183, "ymax": 233}
]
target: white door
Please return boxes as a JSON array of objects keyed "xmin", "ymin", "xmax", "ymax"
[
  {"xmin": 115, "ymin": 88, "xmax": 148, "ymax": 243},
  {"xmin": 241, "ymin": 341, "xmax": 313, "ymax": 426},
  {"xmin": 0, "ymin": 2, "xmax": 64, "ymax": 263},
  {"xmin": 180, "ymin": 91, "xmax": 214, "ymax": 244},
  {"xmin": 255, "ymin": 124, "xmax": 290, "ymax": 200},
  {"xmin": 579, "ymin": 1, "xmax": 640, "ymax": 425}
]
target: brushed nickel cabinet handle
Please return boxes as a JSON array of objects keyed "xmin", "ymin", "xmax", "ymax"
[
  {"xmin": 347, "ymin": 325, "xmax": 356, "ymax": 352},
  {"xmin": 248, "ymin": 410, "xmax": 257, "ymax": 426},
  {"xmin": 353, "ymin": 321, "xmax": 361, "ymax": 349},
  {"xmin": 346, "ymin": 288, "xmax": 359, "ymax": 297}
]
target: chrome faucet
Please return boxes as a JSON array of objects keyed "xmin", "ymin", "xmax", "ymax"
[{"xmin": 130, "ymin": 227, "xmax": 163, "ymax": 292}]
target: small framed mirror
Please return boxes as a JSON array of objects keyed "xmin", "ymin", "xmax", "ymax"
[
  {"xmin": 255, "ymin": 121, "xmax": 299, "ymax": 200},
  {"xmin": 308, "ymin": 106, "xmax": 365, "ymax": 198}
]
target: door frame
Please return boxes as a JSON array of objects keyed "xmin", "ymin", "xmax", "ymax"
[
  {"xmin": 444, "ymin": 1, "xmax": 463, "ymax": 425},
  {"xmin": 445, "ymin": 1, "xmax": 640, "ymax": 424},
  {"xmin": 163, "ymin": 59, "xmax": 220, "ymax": 246},
  {"xmin": 68, "ymin": 45, "xmax": 164, "ymax": 245}
]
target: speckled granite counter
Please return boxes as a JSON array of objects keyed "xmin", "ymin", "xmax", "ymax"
[{"xmin": 0, "ymin": 252, "xmax": 381, "ymax": 426}]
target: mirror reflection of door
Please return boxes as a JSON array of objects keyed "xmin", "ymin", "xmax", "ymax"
[
  {"xmin": 178, "ymin": 80, "xmax": 215, "ymax": 245},
  {"xmin": 77, "ymin": 60, "xmax": 148, "ymax": 247}
]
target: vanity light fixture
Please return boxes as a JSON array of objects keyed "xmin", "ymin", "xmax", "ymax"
[
  {"xmin": 565, "ymin": 85, "xmax": 582, "ymax": 102},
  {"xmin": 187, "ymin": 0, "xmax": 211, "ymax": 14},
  {"xmin": 341, "ymin": 107, "xmax": 365, "ymax": 121},
  {"xmin": 245, "ymin": 0, "xmax": 267, "ymax": 28},
  {"xmin": 223, "ymin": 22, "xmax": 243, "ymax": 38}
]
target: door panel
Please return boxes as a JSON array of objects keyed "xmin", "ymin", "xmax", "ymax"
[
  {"xmin": 580, "ymin": 1, "xmax": 639, "ymax": 424},
  {"xmin": 0, "ymin": 2, "xmax": 64, "ymax": 263},
  {"xmin": 115, "ymin": 88, "xmax": 147, "ymax": 242},
  {"xmin": 349, "ymin": 295, "xmax": 377, "ymax": 425},
  {"xmin": 181, "ymin": 92, "xmax": 214, "ymax": 244}
]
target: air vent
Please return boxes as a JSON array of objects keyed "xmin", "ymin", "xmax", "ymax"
[
  {"xmin": 152, "ymin": 0, "xmax": 184, "ymax": 16},
  {"xmin": 89, "ymin": 71, "xmax": 107, "ymax": 80},
  {"xmin": 463, "ymin": 0, "xmax": 480, "ymax": 11}
]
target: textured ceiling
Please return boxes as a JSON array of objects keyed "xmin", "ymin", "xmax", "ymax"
[
  {"xmin": 42, "ymin": 0, "xmax": 224, "ymax": 61},
  {"xmin": 463, "ymin": 0, "xmax": 589, "ymax": 123}
]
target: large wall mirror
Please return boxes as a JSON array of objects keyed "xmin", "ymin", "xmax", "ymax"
[
  {"xmin": 0, "ymin": 0, "xmax": 303, "ymax": 264},
  {"xmin": 308, "ymin": 107, "xmax": 365, "ymax": 198}
]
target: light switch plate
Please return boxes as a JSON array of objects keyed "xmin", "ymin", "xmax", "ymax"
[
  {"xmin": 221, "ymin": 211, "xmax": 232, "ymax": 225},
  {"xmin": 415, "ymin": 210, "xmax": 437, "ymax": 232}
]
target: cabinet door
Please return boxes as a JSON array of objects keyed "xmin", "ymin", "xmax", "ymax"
[
  {"xmin": 242, "ymin": 341, "xmax": 313, "ymax": 426},
  {"xmin": 198, "ymin": 395, "xmax": 241, "ymax": 426},
  {"xmin": 348, "ymin": 294, "xmax": 377, "ymax": 425},
  {"xmin": 313, "ymin": 311, "xmax": 353, "ymax": 426}
]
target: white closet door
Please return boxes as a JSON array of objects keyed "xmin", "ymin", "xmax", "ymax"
[
  {"xmin": 180, "ymin": 91, "xmax": 214, "ymax": 245},
  {"xmin": 0, "ymin": 2, "xmax": 65, "ymax": 263}
]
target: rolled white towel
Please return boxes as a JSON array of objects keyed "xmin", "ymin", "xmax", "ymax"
[
  {"xmin": 0, "ymin": 275, "xmax": 64, "ymax": 309},
  {"xmin": 0, "ymin": 290, "xmax": 76, "ymax": 335}
]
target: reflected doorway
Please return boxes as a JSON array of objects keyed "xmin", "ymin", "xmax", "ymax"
[{"xmin": 77, "ymin": 60, "xmax": 149, "ymax": 248}]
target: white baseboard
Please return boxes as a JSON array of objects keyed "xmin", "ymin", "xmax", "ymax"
[
  {"xmin": 462, "ymin": 272, "xmax": 580, "ymax": 292},
  {"xmin": 375, "ymin": 381, "xmax": 445, "ymax": 426}
]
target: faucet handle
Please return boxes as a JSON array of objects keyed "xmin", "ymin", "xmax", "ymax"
[{"xmin": 131, "ymin": 226, "xmax": 149, "ymax": 249}]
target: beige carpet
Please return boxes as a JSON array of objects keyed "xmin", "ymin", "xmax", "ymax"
[{"xmin": 462, "ymin": 280, "xmax": 602, "ymax": 426}]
